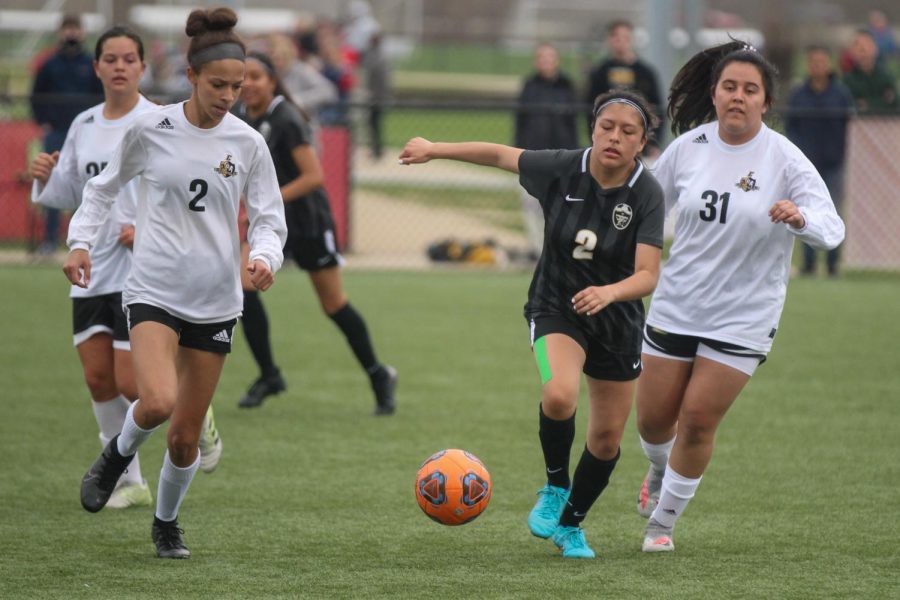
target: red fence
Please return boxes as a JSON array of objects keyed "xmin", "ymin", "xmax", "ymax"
[{"xmin": 0, "ymin": 120, "xmax": 352, "ymax": 251}]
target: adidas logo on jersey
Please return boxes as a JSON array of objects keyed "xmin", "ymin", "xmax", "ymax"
[
  {"xmin": 156, "ymin": 118, "xmax": 174, "ymax": 130},
  {"xmin": 692, "ymin": 133, "xmax": 708, "ymax": 144},
  {"xmin": 84, "ymin": 115, "xmax": 95, "ymax": 124},
  {"xmin": 212, "ymin": 329, "xmax": 232, "ymax": 343}
]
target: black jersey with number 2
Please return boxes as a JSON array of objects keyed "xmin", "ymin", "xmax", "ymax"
[
  {"xmin": 519, "ymin": 148, "xmax": 665, "ymax": 354},
  {"xmin": 240, "ymin": 96, "xmax": 334, "ymax": 239}
]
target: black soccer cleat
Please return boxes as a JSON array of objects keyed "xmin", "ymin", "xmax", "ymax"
[
  {"xmin": 152, "ymin": 517, "xmax": 191, "ymax": 559},
  {"xmin": 80, "ymin": 435, "xmax": 135, "ymax": 513},
  {"xmin": 371, "ymin": 365, "xmax": 398, "ymax": 416},
  {"xmin": 238, "ymin": 370, "xmax": 287, "ymax": 408}
]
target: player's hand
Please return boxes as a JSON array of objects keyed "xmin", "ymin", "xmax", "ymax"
[
  {"xmin": 398, "ymin": 137, "xmax": 434, "ymax": 165},
  {"xmin": 769, "ymin": 200, "xmax": 806, "ymax": 229},
  {"xmin": 572, "ymin": 285, "xmax": 617, "ymax": 316},
  {"xmin": 63, "ymin": 249, "xmax": 91, "ymax": 288},
  {"xmin": 118, "ymin": 224, "xmax": 135, "ymax": 249},
  {"xmin": 30, "ymin": 151, "xmax": 60, "ymax": 185},
  {"xmin": 247, "ymin": 259, "xmax": 274, "ymax": 291}
]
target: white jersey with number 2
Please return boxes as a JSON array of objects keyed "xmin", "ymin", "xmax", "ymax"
[
  {"xmin": 648, "ymin": 121, "xmax": 845, "ymax": 352},
  {"xmin": 68, "ymin": 101, "xmax": 287, "ymax": 323}
]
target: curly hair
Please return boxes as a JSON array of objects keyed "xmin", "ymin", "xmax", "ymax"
[{"xmin": 668, "ymin": 40, "xmax": 778, "ymax": 135}]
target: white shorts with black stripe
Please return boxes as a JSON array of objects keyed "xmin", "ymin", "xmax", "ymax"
[{"xmin": 641, "ymin": 325, "xmax": 765, "ymax": 377}]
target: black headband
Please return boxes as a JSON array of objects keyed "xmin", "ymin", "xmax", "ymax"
[{"xmin": 189, "ymin": 42, "xmax": 245, "ymax": 69}]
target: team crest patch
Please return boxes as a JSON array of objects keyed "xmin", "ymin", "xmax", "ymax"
[
  {"xmin": 214, "ymin": 154, "xmax": 237, "ymax": 178},
  {"xmin": 259, "ymin": 121, "xmax": 272, "ymax": 141},
  {"xmin": 612, "ymin": 203, "xmax": 633, "ymax": 230},
  {"xmin": 735, "ymin": 171, "xmax": 759, "ymax": 192}
]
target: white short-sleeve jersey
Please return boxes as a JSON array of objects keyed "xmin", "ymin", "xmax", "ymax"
[
  {"xmin": 67, "ymin": 101, "xmax": 287, "ymax": 323},
  {"xmin": 32, "ymin": 96, "xmax": 158, "ymax": 298},
  {"xmin": 648, "ymin": 122, "xmax": 845, "ymax": 352}
]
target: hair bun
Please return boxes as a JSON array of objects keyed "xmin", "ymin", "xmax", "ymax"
[{"xmin": 185, "ymin": 7, "xmax": 238, "ymax": 37}]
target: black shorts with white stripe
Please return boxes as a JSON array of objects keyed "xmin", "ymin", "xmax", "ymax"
[
  {"xmin": 72, "ymin": 292, "xmax": 129, "ymax": 347},
  {"xmin": 125, "ymin": 303, "xmax": 237, "ymax": 354},
  {"xmin": 643, "ymin": 325, "xmax": 767, "ymax": 364}
]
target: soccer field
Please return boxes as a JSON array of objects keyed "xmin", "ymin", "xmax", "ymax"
[{"xmin": 0, "ymin": 265, "xmax": 897, "ymax": 599}]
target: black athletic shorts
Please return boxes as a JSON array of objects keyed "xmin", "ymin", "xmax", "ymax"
[
  {"xmin": 531, "ymin": 315, "xmax": 642, "ymax": 382},
  {"xmin": 72, "ymin": 292, "xmax": 129, "ymax": 349},
  {"xmin": 643, "ymin": 325, "xmax": 767, "ymax": 364},
  {"xmin": 125, "ymin": 303, "xmax": 237, "ymax": 354},
  {"xmin": 287, "ymin": 228, "xmax": 344, "ymax": 272}
]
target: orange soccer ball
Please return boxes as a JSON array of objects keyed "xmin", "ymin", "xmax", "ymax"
[{"xmin": 415, "ymin": 449, "xmax": 491, "ymax": 526}]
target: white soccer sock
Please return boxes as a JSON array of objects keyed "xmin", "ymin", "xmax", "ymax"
[
  {"xmin": 117, "ymin": 400, "xmax": 158, "ymax": 457},
  {"xmin": 650, "ymin": 465, "xmax": 702, "ymax": 529},
  {"xmin": 155, "ymin": 451, "xmax": 200, "ymax": 522},
  {"xmin": 94, "ymin": 396, "xmax": 144, "ymax": 485},
  {"xmin": 640, "ymin": 436, "xmax": 676, "ymax": 476},
  {"xmin": 92, "ymin": 395, "xmax": 129, "ymax": 441}
]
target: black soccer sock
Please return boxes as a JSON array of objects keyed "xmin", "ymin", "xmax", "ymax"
[
  {"xmin": 241, "ymin": 291, "xmax": 279, "ymax": 378},
  {"xmin": 538, "ymin": 404, "xmax": 576, "ymax": 490},
  {"xmin": 328, "ymin": 302, "xmax": 382, "ymax": 377},
  {"xmin": 559, "ymin": 445, "xmax": 621, "ymax": 528}
]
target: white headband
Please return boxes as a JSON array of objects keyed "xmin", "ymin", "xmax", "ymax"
[{"xmin": 594, "ymin": 98, "xmax": 649, "ymax": 132}]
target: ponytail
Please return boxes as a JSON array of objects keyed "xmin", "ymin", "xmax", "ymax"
[{"xmin": 668, "ymin": 40, "xmax": 778, "ymax": 135}]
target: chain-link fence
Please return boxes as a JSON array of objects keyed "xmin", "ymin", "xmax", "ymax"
[{"xmin": 3, "ymin": 95, "xmax": 898, "ymax": 271}]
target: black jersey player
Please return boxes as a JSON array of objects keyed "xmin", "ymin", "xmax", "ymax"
[
  {"xmin": 235, "ymin": 52, "xmax": 397, "ymax": 415},
  {"xmin": 399, "ymin": 90, "xmax": 664, "ymax": 558}
]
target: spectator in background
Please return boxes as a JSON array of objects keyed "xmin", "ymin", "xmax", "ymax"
[
  {"xmin": 139, "ymin": 40, "xmax": 192, "ymax": 103},
  {"xmin": 344, "ymin": 0, "xmax": 380, "ymax": 63},
  {"xmin": 514, "ymin": 43, "xmax": 579, "ymax": 259},
  {"xmin": 843, "ymin": 30, "xmax": 899, "ymax": 113},
  {"xmin": 30, "ymin": 14, "xmax": 103, "ymax": 255},
  {"xmin": 316, "ymin": 21, "xmax": 356, "ymax": 125},
  {"xmin": 268, "ymin": 32, "xmax": 337, "ymax": 120},
  {"xmin": 586, "ymin": 20, "xmax": 663, "ymax": 153},
  {"xmin": 786, "ymin": 46, "xmax": 854, "ymax": 277},
  {"xmin": 363, "ymin": 32, "xmax": 391, "ymax": 159},
  {"xmin": 867, "ymin": 9, "xmax": 899, "ymax": 64}
]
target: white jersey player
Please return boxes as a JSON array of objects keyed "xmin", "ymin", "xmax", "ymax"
[
  {"xmin": 633, "ymin": 41, "xmax": 845, "ymax": 553},
  {"xmin": 648, "ymin": 119, "xmax": 845, "ymax": 352},
  {"xmin": 65, "ymin": 7, "xmax": 287, "ymax": 560},
  {"xmin": 30, "ymin": 27, "xmax": 154, "ymax": 510}
]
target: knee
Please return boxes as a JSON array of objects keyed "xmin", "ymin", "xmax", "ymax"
[
  {"xmin": 585, "ymin": 428, "xmax": 620, "ymax": 460},
  {"xmin": 83, "ymin": 368, "xmax": 117, "ymax": 400},
  {"xmin": 137, "ymin": 390, "xmax": 175, "ymax": 425},
  {"xmin": 678, "ymin": 406, "xmax": 719, "ymax": 445},
  {"xmin": 117, "ymin": 381, "xmax": 139, "ymax": 402},
  {"xmin": 321, "ymin": 296, "xmax": 347, "ymax": 316},
  {"xmin": 541, "ymin": 384, "xmax": 578, "ymax": 419},
  {"xmin": 167, "ymin": 426, "xmax": 200, "ymax": 464}
]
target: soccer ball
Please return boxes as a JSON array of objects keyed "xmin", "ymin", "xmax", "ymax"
[{"xmin": 415, "ymin": 449, "xmax": 491, "ymax": 526}]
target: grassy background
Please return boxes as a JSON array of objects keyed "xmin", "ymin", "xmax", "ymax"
[{"xmin": 0, "ymin": 265, "xmax": 898, "ymax": 599}]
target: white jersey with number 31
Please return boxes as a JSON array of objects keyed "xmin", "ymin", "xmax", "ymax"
[
  {"xmin": 67, "ymin": 101, "xmax": 287, "ymax": 323},
  {"xmin": 648, "ymin": 122, "xmax": 845, "ymax": 352}
]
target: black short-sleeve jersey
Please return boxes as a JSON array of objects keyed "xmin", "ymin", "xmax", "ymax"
[
  {"xmin": 240, "ymin": 96, "xmax": 334, "ymax": 239},
  {"xmin": 519, "ymin": 148, "xmax": 664, "ymax": 354}
]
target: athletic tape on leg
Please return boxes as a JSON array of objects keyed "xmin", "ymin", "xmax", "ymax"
[{"xmin": 534, "ymin": 336, "xmax": 552, "ymax": 385}]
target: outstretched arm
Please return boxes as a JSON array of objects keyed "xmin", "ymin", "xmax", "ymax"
[{"xmin": 398, "ymin": 137, "xmax": 523, "ymax": 173}]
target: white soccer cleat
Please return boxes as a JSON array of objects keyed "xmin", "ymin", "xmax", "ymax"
[
  {"xmin": 107, "ymin": 479, "xmax": 153, "ymax": 509},
  {"xmin": 637, "ymin": 467, "xmax": 662, "ymax": 518},
  {"xmin": 642, "ymin": 517, "xmax": 675, "ymax": 553},
  {"xmin": 198, "ymin": 407, "xmax": 223, "ymax": 473}
]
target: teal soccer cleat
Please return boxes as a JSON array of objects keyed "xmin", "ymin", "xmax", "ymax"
[
  {"xmin": 551, "ymin": 525, "xmax": 596, "ymax": 559},
  {"xmin": 528, "ymin": 484, "xmax": 571, "ymax": 538}
]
